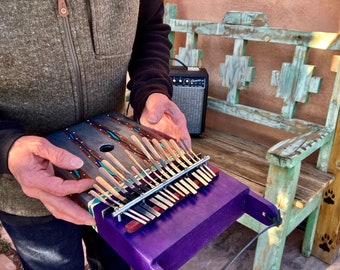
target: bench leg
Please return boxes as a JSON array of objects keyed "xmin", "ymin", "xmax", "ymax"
[
  {"xmin": 252, "ymin": 223, "xmax": 287, "ymax": 270},
  {"xmin": 302, "ymin": 204, "xmax": 321, "ymax": 257},
  {"xmin": 252, "ymin": 163, "xmax": 301, "ymax": 270}
]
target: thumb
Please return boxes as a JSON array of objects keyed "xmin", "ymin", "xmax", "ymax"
[
  {"xmin": 144, "ymin": 99, "xmax": 166, "ymax": 125},
  {"xmin": 146, "ymin": 108, "xmax": 164, "ymax": 124},
  {"xmin": 33, "ymin": 138, "xmax": 84, "ymax": 170},
  {"xmin": 143, "ymin": 93, "xmax": 171, "ymax": 124}
]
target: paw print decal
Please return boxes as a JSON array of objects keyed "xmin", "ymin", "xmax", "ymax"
[
  {"xmin": 319, "ymin": 234, "xmax": 333, "ymax": 252},
  {"xmin": 323, "ymin": 189, "xmax": 335, "ymax": 205}
]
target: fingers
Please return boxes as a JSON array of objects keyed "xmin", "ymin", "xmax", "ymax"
[
  {"xmin": 9, "ymin": 136, "xmax": 84, "ymax": 172},
  {"xmin": 37, "ymin": 191, "xmax": 95, "ymax": 226},
  {"xmin": 29, "ymin": 137, "xmax": 84, "ymax": 170},
  {"xmin": 8, "ymin": 135, "xmax": 96, "ymax": 226},
  {"xmin": 21, "ymin": 175, "xmax": 95, "ymax": 198},
  {"xmin": 141, "ymin": 93, "xmax": 165, "ymax": 124},
  {"xmin": 141, "ymin": 93, "xmax": 192, "ymax": 149}
]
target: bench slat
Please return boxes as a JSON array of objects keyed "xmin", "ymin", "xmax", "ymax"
[{"xmin": 192, "ymin": 129, "xmax": 334, "ymax": 208}]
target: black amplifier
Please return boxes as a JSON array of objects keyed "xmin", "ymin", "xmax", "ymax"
[{"xmin": 170, "ymin": 66, "xmax": 209, "ymax": 136}]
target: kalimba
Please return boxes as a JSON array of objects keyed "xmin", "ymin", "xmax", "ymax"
[{"xmin": 47, "ymin": 111, "xmax": 280, "ymax": 270}]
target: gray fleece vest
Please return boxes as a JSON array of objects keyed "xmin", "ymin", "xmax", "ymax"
[{"xmin": 0, "ymin": 0, "xmax": 139, "ymax": 216}]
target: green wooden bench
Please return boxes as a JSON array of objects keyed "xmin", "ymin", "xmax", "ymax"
[{"xmin": 164, "ymin": 4, "xmax": 340, "ymax": 270}]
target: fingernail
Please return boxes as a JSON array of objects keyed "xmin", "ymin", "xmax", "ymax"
[
  {"xmin": 70, "ymin": 157, "xmax": 84, "ymax": 168},
  {"xmin": 148, "ymin": 114, "xmax": 158, "ymax": 123}
]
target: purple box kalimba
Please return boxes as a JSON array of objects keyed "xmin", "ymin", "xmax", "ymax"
[{"xmin": 47, "ymin": 111, "xmax": 280, "ymax": 270}]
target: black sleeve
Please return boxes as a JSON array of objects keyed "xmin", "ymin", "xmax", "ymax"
[
  {"xmin": 0, "ymin": 119, "xmax": 25, "ymax": 174},
  {"xmin": 127, "ymin": 0, "xmax": 173, "ymax": 120}
]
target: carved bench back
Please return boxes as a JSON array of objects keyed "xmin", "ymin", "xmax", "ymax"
[{"xmin": 165, "ymin": 4, "xmax": 340, "ymax": 171}]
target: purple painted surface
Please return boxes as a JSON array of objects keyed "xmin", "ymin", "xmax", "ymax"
[
  {"xmin": 46, "ymin": 112, "xmax": 279, "ymax": 269},
  {"xmin": 94, "ymin": 171, "xmax": 279, "ymax": 270}
]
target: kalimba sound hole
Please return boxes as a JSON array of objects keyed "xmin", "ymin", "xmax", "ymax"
[{"xmin": 100, "ymin": 144, "xmax": 115, "ymax": 152}]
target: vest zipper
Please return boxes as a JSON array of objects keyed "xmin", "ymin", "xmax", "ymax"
[{"xmin": 58, "ymin": 0, "xmax": 84, "ymax": 122}]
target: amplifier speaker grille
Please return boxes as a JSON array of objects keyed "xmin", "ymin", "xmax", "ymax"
[{"xmin": 170, "ymin": 66, "xmax": 209, "ymax": 136}]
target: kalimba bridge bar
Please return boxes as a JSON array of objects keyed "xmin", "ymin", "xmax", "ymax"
[{"xmin": 47, "ymin": 111, "xmax": 280, "ymax": 270}]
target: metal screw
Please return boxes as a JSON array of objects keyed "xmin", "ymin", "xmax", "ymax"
[{"xmin": 60, "ymin": 8, "xmax": 67, "ymax": 15}]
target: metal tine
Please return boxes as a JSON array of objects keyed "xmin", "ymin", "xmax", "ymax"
[
  {"xmin": 89, "ymin": 189, "xmax": 148, "ymax": 225},
  {"xmin": 94, "ymin": 177, "xmax": 138, "ymax": 211},
  {"xmin": 191, "ymin": 171, "xmax": 209, "ymax": 186},
  {"xmin": 131, "ymin": 135, "xmax": 188, "ymax": 198},
  {"xmin": 177, "ymin": 140, "xmax": 197, "ymax": 163},
  {"xmin": 179, "ymin": 179, "xmax": 197, "ymax": 194},
  {"xmin": 105, "ymin": 155, "xmax": 174, "ymax": 208},
  {"xmin": 122, "ymin": 208, "xmax": 150, "ymax": 222},
  {"xmin": 124, "ymin": 155, "xmax": 179, "ymax": 208},
  {"xmin": 140, "ymin": 137, "xmax": 197, "ymax": 196},
  {"xmin": 96, "ymin": 172, "xmax": 126, "ymax": 196},
  {"xmin": 184, "ymin": 177, "xmax": 200, "ymax": 190},
  {"xmin": 124, "ymin": 149, "xmax": 179, "ymax": 202},
  {"xmin": 178, "ymin": 140, "xmax": 216, "ymax": 178},
  {"xmin": 169, "ymin": 139, "xmax": 213, "ymax": 183},
  {"xmin": 130, "ymin": 165, "xmax": 177, "ymax": 204},
  {"xmin": 151, "ymin": 138, "xmax": 181, "ymax": 173},
  {"xmin": 94, "ymin": 179, "xmax": 125, "ymax": 202},
  {"xmin": 92, "ymin": 184, "xmax": 122, "ymax": 209},
  {"xmin": 171, "ymin": 140, "xmax": 212, "ymax": 181},
  {"xmin": 159, "ymin": 139, "xmax": 188, "ymax": 169},
  {"xmin": 124, "ymin": 149, "xmax": 178, "ymax": 203},
  {"xmin": 197, "ymin": 164, "xmax": 216, "ymax": 179},
  {"xmin": 148, "ymin": 197, "xmax": 169, "ymax": 210},
  {"xmin": 130, "ymin": 135, "xmax": 165, "ymax": 173},
  {"xmin": 103, "ymin": 153, "xmax": 150, "ymax": 193},
  {"xmin": 94, "ymin": 177, "xmax": 161, "ymax": 219},
  {"xmin": 100, "ymin": 159, "xmax": 164, "ymax": 217},
  {"xmin": 167, "ymin": 184, "xmax": 187, "ymax": 198},
  {"xmin": 93, "ymin": 179, "xmax": 168, "ymax": 216},
  {"xmin": 98, "ymin": 168, "xmax": 139, "ymax": 201},
  {"xmin": 141, "ymin": 137, "xmax": 176, "ymax": 177},
  {"xmin": 101, "ymin": 159, "xmax": 137, "ymax": 191},
  {"xmin": 104, "ymin": 152, "xmax": 142, "ymax": 186},
  {"xmin": 92, "ymin": 183, "xmax": 130, "ymax": 216},
  {"xmin": 133, "ymin": 205, "xmax": 157, "ymax": 220},
  {"xmin": 169, "ymin": 139, "xmax": 194, "ymax": 167},
  {"xmin": 150, "ymin": 169, "xmax": 184, "ymax": 199},
  {"xmin": 154, "ymin": 139, "xmax": 199, "ymax": 194},
  {"xmin": 174, "ymin": 182, "xmax": 190, "ymax": 196},
  {"xmin": 164, "ymin": 140, "xmax": 210, "ymax": 186},
  {"xmin": 197, "ymin": 168, "xmax": 214, "ymax": 183},
  {"xmin": 154, "ymin": 194, "xmax": 174, "ymax": 207},
  {"xmin": 151, "ymin": 139, "xmax": 200, "ymax": 191},
  {"xmin": 131, "ymin": 166, "xmax": 154, "ymax": 188},
  {"xmin": 124, "ymin": 150, "xmax": 159, "ymax": 187},
  {"xmin": 121, "ymin": 211, "xmax": 148, "ymax": 225},
  {"xmin": 141, "ymin": 159, "xmax": 169, "ymax": 184},
  {"xmin": 140, "ymin": 158, "xmax": 187, "ymax": 198}
]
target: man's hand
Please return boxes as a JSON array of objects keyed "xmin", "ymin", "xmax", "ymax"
[
  {"xmin": 140, "ymin": 93, "xmax": 191, "ymax": 149},
  {"xmin": 8, "ymin": 135, "xmax": 95, "ymax": 226}
]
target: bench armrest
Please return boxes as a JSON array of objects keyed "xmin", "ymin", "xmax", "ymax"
[{"xmin": 266, "ymin": 128, "xmax": 334, "ymax": 168}]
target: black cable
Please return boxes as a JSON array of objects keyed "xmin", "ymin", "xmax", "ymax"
[
  {"xmin": 221, "ymin": 223, "xmax": 276, "ymax": 270},
  {"xmin": 221, "ymin": 211, "xmax": 282, "ymax": 270},
  {"xmin": 170, "ymin": 57, "xmax": 188, "ymax": 69}
]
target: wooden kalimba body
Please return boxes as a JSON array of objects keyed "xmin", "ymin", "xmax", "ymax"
[{"xmin": 47, "ymin": 111, "xmax": 280, "ymax": 270}]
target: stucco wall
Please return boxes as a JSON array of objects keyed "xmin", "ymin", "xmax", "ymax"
[{"xmin": 166, "ymin": 0, "xmax": 340, "ymax": 146}]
